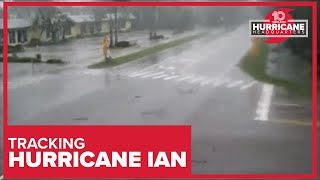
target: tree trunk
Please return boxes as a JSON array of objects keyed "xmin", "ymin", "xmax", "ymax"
[
  {"xmin": 62, "ymin": 27, "xmax": 65, "ymax": 40},
  {"xmin": 114, "ymin": 7, "xmax": 118, "ymax": 45},
  {"xmin": 51, "ymin": 28, "xmax": 56, "ymax": 41}
]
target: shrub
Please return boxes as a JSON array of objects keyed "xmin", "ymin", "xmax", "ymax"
[
  {"xmin": 7, "ymin": 45, "xmax": 25, "ymax": 53},
  {"xmin": 115, "ymin": 41, "xmax": 131, "ymax": 48},
  {"xmin": 6, "ymin": 56, "xmax": 41, "ymax": 63},
  {"xmin": 46, "ymin": 59, "xmax": 65, "ymax": 64}
]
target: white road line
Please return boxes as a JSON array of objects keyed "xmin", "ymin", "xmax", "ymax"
[
  {"xmin": 176, "ymin": 75, "xmax": 194, "ymax": 82},
  {"xmin": 240, "ymin": 81, "xmax": 257, "ymax": 90},
  {"xmin": 153, "ymin": 74, "xmax": 168, "ymax": 79},
  {"xmin": 0, "ymin": 174, "xmax": 3, "ymax": 179},
  {"xmin": 227, "ymin": 80, "xmax": 243, "ymax": 88},
  {"xmin": 254, "ymin": 83, "xmax": 274, "ymax": 121},
  {"xmin": 163, "ymin": 75, "xmax": 179, "ymax": 80},
  {"xmin": 140, "ymin": 71, "xmax": 165, "ymax": 78},
  {"xmin": 128, "ymin": 71, "xmax": 153, "ymax": 77}
]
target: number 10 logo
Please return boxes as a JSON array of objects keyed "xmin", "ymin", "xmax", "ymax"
[{"xmin": 272, "ymin": 10, "xmax": 286, "ymax": 21}]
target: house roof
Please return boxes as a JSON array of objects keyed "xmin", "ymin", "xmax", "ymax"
[
  {"xmin": 68, "ymin": 12, "xmax": 135, "ymax": 23},
  {"xmin": 68, "ymin": 14, "xmax": 95, "ymax": 23},
  {"xmin": 0, "ymin": 18, "xmax": 32, "ymax": 30},
  {"xmin": 103, "ymin": 12, "xmax": 136, "ymax": 21},
  {"xmin": 0, "ymin": 12, "xmax": 136, "ymax": 29}
]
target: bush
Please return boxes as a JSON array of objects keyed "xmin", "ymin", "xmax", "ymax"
[
  {"xmin": 115, "ymin": 41, "xmax": 131, "ymax": 48},
  {"xmin": 6, "ymin": 56, "xmax": 41, "ymax": 63},
  {"xmin": 150, "ymin": 34, "xmax": 165, "ymax": 40},
  {"xmin": 7, "ymin": 45, "xmax": 25, "ymax": 53},
  {"xmin": 46, "ymin": 59, "xmax": 65, "ymax": 64}
]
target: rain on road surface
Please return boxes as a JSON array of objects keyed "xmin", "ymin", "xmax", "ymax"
[{"xmin": 3, "ymin": 25, "xmax": 312, "ymax": 174}]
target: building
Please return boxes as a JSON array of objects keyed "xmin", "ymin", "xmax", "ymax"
[
  {"xmin": 0, "ymin": 18, "xmax": 32, "ymax": 46},
  {"xmin": 0, "ymin": 12, "xmax": 136, "ymax": 46},
  {"xmin": 104, "ymin": 12, "xmax": 136, "ymax": 32},
  {"xmin": 67, "ymin": 12, "xmax": 136, "ymax": 38}
]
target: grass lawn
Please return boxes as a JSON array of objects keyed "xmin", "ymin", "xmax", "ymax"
[
  {"xmin": 239, "ymin": 39, "xmax": 312, "ymax": 98},
  {"xmin": 88, "ymin": 33, "xmax": 206, "ymax": 69}
]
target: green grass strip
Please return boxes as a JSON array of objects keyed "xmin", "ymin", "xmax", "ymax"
[{"xmin": 88, "ymin": 33, "xmax": 206, "ymax": 69}]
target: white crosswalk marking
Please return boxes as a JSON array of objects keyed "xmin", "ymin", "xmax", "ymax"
[
  {"xmin": 240, "ymin": 81, "xmax": 257, "ymax": 90},
  {"xmin": 163, "ymin": 75, "xmax": 179, "ymax": 80},
  {"xmin": 141, "ymin": 71, "xmax": 165, "ymax": 78},
  {"xmin": 227, "ymin": 80, "xmax": 243, "ymax": 88},
  {"xmin": 153, "ymin": 74, "xmax": 168, "ymax": 79},
  {"xmin": 123, "ymin": 69, "xmax": 258, "ymax": 91},
  {"xmin": 176, "ymin": 75, "xmax": 194, "ymax": 82},
  {"xmin": 128, "ymin": 71, "xmax": 152, "ymax": 77},
  {"xmin": 146, "ymin": 63, "xmax": 161, "ymax": 70}
]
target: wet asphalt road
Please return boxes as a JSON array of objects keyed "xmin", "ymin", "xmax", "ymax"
[{"xmin": 1, "ymin": 24, "xmax": 315, "ymax": 176}]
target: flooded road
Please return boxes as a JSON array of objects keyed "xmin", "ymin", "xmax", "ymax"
[{"xmin": 3, "ymin": 25, "xmax": 312, "ymax": 174}]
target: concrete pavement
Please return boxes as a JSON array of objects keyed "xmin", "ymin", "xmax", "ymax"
[{"xmin": 1, "ymin": 24, "xmax": 315, "ymax": 176}]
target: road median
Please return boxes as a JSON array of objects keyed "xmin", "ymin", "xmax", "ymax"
[{"xmin": 88, "ymin": 33, "xmax": 206, "ymax": 69}]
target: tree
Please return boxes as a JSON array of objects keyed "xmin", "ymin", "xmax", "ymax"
[
  {"xmin": 58, "ymin": 14, "xmax": 74, "ymax": 40},
  {"xmin": 113, "ymin": 0, "xmax": 130, "ymax": 46},
  {"xmin": 91, "ymin": 7, "xmax": 107, "ymax": 34},
  {"xmin": 37, "ymin": 7, "xmax": 74, "ymax": 42}
]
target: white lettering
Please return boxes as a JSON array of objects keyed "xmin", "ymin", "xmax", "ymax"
[{"xmin": 129, "ymin": 152, "xmax": 141, "ymax": 167}]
